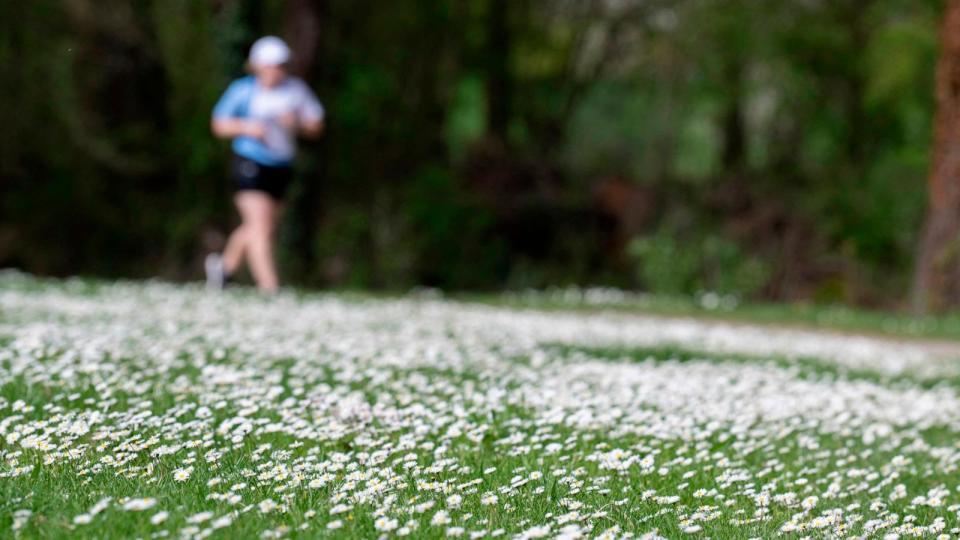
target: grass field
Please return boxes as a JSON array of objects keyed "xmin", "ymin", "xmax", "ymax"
[{"xmin": 2, "ymin": 272, "xmax": 960, "ymax": 539}]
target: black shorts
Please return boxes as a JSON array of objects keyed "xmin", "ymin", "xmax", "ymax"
[{"xmin": 232, "ymin": 154, "xmax": 293, "ymax": 200}]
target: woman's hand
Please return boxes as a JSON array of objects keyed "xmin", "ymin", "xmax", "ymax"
[
  {"xmin": 298, "ymin": 117, "xmax": 324, "ymax": 139},
  {"xmin": 243, "ymin": 120, "xmax": 267, "ymax": 140},
  {"xmin": 277, "ymin": 112, "xmax": 298, "ymax": 130},
  {"xmin": 278, "ymin": 111, "xmax": 323, "ymax": 139}
]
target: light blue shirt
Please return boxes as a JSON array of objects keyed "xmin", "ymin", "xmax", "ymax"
[{"xmin": 212, "ymin": 76, "xmax": 324, "ymax": 167}]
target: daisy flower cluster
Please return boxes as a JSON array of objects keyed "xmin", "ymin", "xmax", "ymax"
[{"xmin": 1, "ymin": 271, "xmax": 959, "ymax": 539}]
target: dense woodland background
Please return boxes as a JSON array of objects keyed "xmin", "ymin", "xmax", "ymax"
[{"xmin": 0, "ymin": 0, "xmax": 951, "ymax": 308}]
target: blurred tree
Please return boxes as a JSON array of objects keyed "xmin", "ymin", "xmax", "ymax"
[
  {"xmin": 0, "ymin": 0, "xmax": 948, "ymax": 305},
  {"xmin": 914, "ymin": 0, "xmax": 960, "ymax": 312},
  {"xmin": 279, "ymin": 0, "xmax": 325, "ymax": 282}
]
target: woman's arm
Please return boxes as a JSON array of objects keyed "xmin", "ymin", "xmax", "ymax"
[
  {"xmin": 211, "ymin": 117, "xmax": 266, "ymax": 140},
  {"xmin": 277, "ymin": 113, "xmax": 324, "ymax": 139},
  {"xmin": 294, "ymin": 81, "xmax": 325, "ymax": 140},
  {"xmin": 299, "ymin": 118, "xmax": 324, "ymax": 139}
]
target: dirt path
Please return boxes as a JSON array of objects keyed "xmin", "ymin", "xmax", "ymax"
[{"xmin": 449, "ymin": 302, "xmax": 960, "ymax": 379}]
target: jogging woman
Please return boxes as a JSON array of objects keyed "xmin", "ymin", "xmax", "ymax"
[{"xmin": 205, "ymin": 36, "xmax": 324, "ymax": 293}]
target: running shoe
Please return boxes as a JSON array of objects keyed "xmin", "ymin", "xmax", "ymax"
[{"xmin": 204, "ymin": 253, "xmax": 226, "ymax": 290}]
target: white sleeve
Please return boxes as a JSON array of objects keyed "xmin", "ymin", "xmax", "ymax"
[{"xmin": 296, "ymin": 80, "xmax": 325, "ymax": 123}]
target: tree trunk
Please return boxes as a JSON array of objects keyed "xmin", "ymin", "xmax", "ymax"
[
  {"xmin": 282, "ymin": 0, "xmax": 324, "ymax": 282},
  {"xmin": 486, "ymin": 0, "xmax": 511, "ymax": 143},
  {"xmin": 913, "ymin": 0, "xmax": 960, "ymax": 313},
  {"xmin": 283, "ymin": 0, "xmax": 323, "ymax": 77},
  {"xmin": 721, "ymin": 60, "xmax": 746, "ymax": 173}
]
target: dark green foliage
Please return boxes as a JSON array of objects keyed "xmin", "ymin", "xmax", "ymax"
[{"xmin": 0, "ymin": 0, "xmax": 947, "ymax": 304}]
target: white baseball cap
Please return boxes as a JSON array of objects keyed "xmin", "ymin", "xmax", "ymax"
[{"xmin": 249, "ymin": 36, "xmax": 291, "ymax": 67}]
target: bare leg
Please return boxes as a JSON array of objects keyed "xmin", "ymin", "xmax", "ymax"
[
  {"xmin": 222, "ymin": 222, "xmax": 247, "ymax": 276},
  {"xmin": 235, "ymin": 191, "xmax": 281, "ymax": 293}
]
